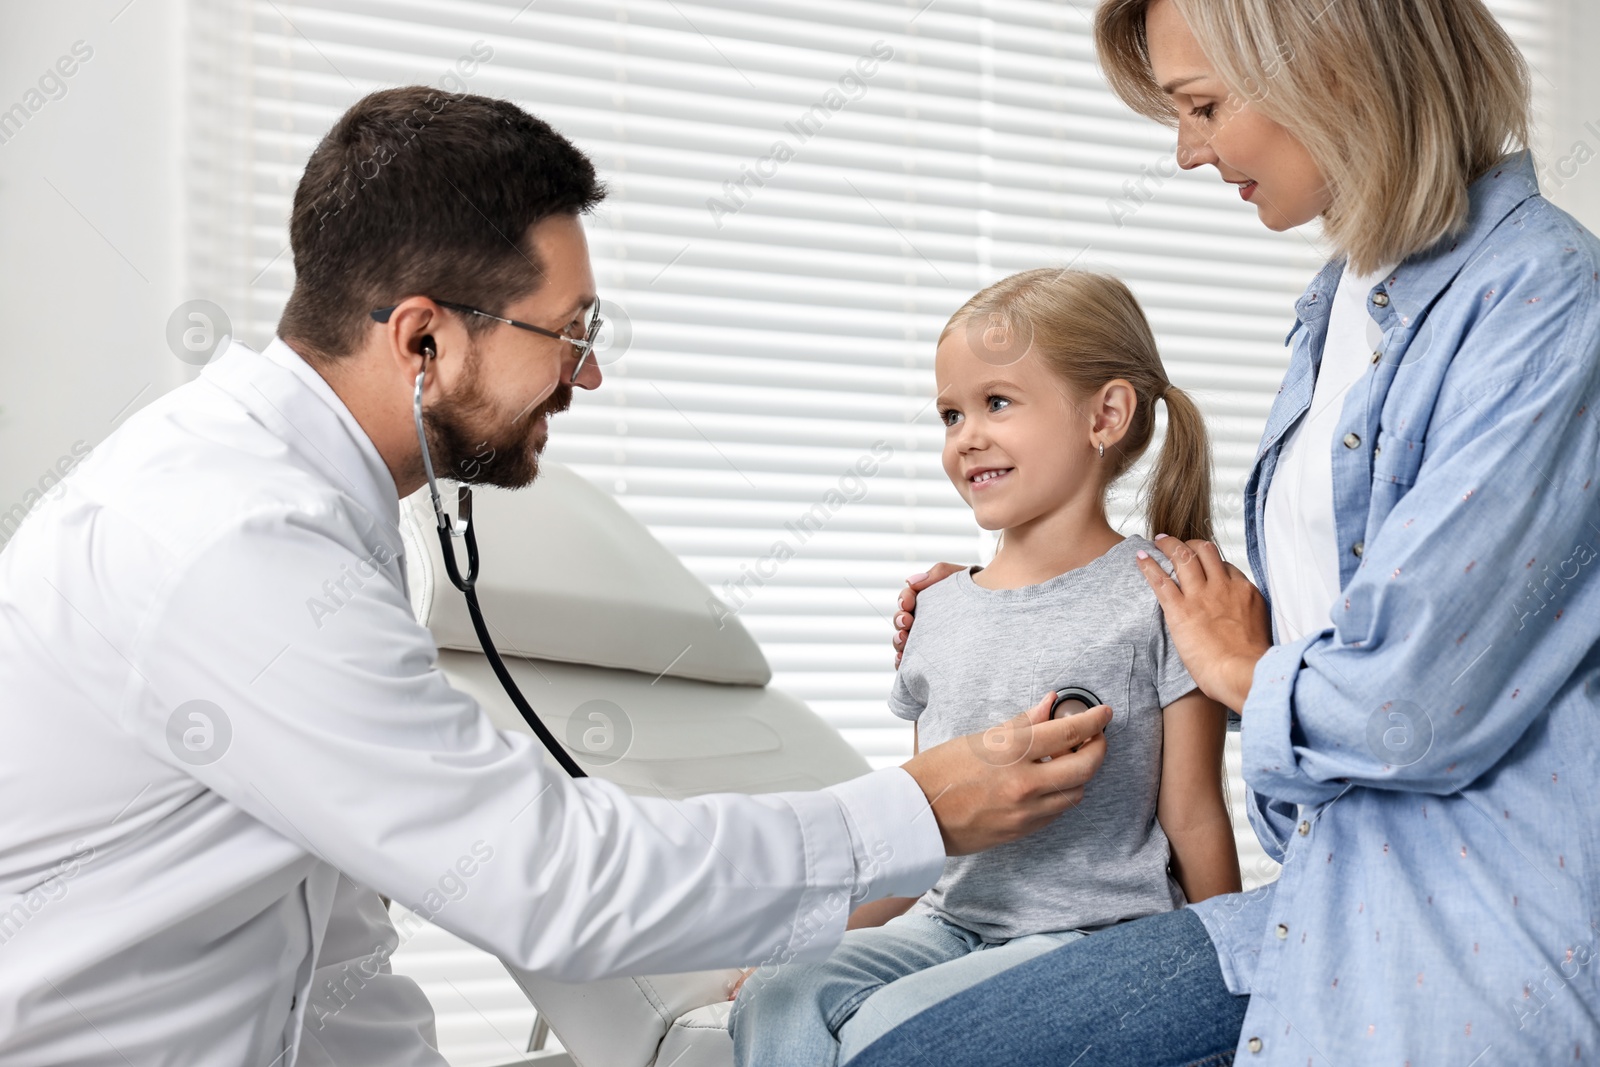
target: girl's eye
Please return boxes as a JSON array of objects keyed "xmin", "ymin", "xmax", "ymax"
[
  {"xmin": 939, "ymin": 409, "xmax": 962, "ymax": 427},
  {"xmin": 1190, "ymin": 103, "xmax": 1216, "ymax": 121},
  {"xmin": 987, "ymin": 395, "xmax": 1011, "ymax": 413}
]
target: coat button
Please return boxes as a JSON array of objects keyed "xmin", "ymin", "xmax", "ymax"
[
  {"xmin": 1276, "ymin": 923, "xmax": 1289, "ymax": 939},
  {"xmin": 1352, "ymin": 541, "xmax": 1364, "ymax": 557},
  {"xmin": 1248, "ymin": 1036, "xmax": 1264, "ymax": 1053},
  {"xmin": 1343, "ymin": 432, "xmax": 1361, "ymax": 449},
  {"xmin": 1372, "ymin": 292, "xmax": 1390, "ymax": 307},
  {"xmin": 1298, "ymin": 820, "xmax": 1311, "ymax": 835}
]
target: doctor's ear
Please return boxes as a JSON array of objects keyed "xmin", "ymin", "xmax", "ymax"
[{"xmin": 419, "ymin": 335, "xmax": 437, "ymax": 360}]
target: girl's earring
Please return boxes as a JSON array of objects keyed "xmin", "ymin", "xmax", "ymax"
[{"xmin": 1098, "ymin": 441, "xmax": 1105, "ymax": 459}]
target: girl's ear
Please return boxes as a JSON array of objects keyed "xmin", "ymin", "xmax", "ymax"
[{"xmin": 1095, "ymin": 379, "xmax": 1138, "ymax": 445}]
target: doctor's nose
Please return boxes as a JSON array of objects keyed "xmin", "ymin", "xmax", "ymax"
[{"xmin": 569, "ymin": 349, "xmax": 604, "ymax": 390}]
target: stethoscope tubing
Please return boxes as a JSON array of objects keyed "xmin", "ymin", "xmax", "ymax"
[{"xmin": 414, "ymin": 362, "xmax": 589, "ymax": 779}]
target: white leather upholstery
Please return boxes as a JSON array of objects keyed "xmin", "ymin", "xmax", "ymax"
[
  {"xmin": 403, "ymin": 463, "xmax": 770, "ymax": 686},
  {"xmin": 659, "ymin": 1002, "xmax": 741, "ymax": 1067},
  {"xmin": 439, "ymin": 652, "xmax": 869, "ymax": 800},
  {"xmin": 401, "ymin": 470, "xmax": 875, "ymax": 1067},
  {"xmin": 500, "ymin": 963, "xmax": 739, "ymax": 1067}
]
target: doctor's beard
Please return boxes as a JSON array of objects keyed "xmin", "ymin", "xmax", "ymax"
[{"xmin": 422, "ymin": 352, "xmax": 573, "ymax": 490}]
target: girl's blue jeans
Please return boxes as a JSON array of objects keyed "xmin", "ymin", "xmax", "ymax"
[{"xmin": 729, "ymin": 910, "xmax": 1086, "ymax": 1067}]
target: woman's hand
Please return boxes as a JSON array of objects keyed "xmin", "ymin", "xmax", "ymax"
[
  {"xmin": 1133, "ymin": 534, "xmax": 1272, "ymax": 712},
  {"xmin": 893, "ymin": 563, "xmax": 966, "ymax": 666}
]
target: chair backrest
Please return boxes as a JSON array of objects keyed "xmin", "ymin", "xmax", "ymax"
[{"xmin": 402, "ymin": 463, "xmax": 770, "ymax": 686}]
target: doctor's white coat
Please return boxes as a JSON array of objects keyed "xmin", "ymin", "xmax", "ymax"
[{"xmin": 0, "ymin": 337, "xmax": 944, "ymax": 1066}]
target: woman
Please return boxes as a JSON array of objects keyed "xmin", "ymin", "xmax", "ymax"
[{"xmin": 858, "ymin": 0, "xmax": 1600, "ymax": 1063}]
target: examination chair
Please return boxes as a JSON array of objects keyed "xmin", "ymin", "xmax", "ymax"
[{"xmin": 399, "ymin": 463, "xmax": 878, "ymax": 1067}]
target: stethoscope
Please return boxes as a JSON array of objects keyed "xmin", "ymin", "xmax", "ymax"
[{"xmin": 412, "ymin": 346, "xmax": 589, "ymax": 779}]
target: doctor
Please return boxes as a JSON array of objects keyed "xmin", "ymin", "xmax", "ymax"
[{"xmin": 0, "ymin": 87, "xmax": 1113, "ymax": 1065}]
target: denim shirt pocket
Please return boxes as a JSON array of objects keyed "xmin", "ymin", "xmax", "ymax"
[
  {"xmin": 1372, "ymin": 427, "xmax": 1426, "ymax": 488},
  {"xmin": 1032, "ymin": 643, "xmax": 1137, "ymax": 738}
]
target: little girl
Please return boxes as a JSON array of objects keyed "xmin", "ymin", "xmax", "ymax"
[{"xmin": 728, "ymin": 268, "xmax": 1241, "ymax": 1066}]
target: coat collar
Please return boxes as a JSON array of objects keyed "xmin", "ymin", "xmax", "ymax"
[{"xmin": 203, "ymin": 336, "xmax": 401, "ymax": 541}]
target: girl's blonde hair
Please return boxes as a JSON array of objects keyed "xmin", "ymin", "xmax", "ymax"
[
  {"xmin": 1094, "ymin": 0, "xmax": 1532, "ymax": 275},
  {"xmin": 943, "ymin": 268, "xmax": 1213, "ymax": 544}
]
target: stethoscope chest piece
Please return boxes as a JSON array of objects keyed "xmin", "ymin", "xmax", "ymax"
[{"xmin": 1050, "ymin": 686, "xmax": 1103, "ymax": 720}]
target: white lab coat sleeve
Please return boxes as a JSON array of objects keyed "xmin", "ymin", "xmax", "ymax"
[
  {"xmin": 125, "ymin": 505, "xmax": 945, "ymax": 982},
  {"xmin": 295, "ymin": 876, "xmax": 447, "ymax": 1067}
]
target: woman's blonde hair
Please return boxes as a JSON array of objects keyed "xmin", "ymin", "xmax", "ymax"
[
  {"xmin": 1094, "ymin": 0, "xmax": 1532, "ymax": 275},
  {"xmin": 943, "ymin": 268, "xmax": 1213, "ymax": 544}
]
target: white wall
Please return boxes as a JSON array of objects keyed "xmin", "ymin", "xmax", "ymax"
[
  {"xmin": 0, "ymin": 0, "xmax": 185, "ymax": 536},
  {"xmin": 1543, "ymin": 0, "xmax": 1600, "ymax": 232}
]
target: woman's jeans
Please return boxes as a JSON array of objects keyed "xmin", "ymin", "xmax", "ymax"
[
  {"xmin": 848, "ymin": 906, "xmax": 1249, "ymax": 1067},
  {"xmin": 729, "ymin": 911, "xmax": 1086, "ymax": 1067}
]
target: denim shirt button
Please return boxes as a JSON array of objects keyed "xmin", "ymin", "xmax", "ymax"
[
  {"xmin": 1248, "ymin": 1036, "xmax": 1264, "ymax": 1054},
  {"xmin": 1276, "ymin": 923, "xmax": 1289, "ymax": 939},
  {"xmin": 1297, "ymin": 819, "xmax": 1311, "ymax": 835},
  {"xmin": 1372, "ymin": 291, "xmax": 1390, "ymax": 307},
  {"xmin": 1343, "ymin": 432, "xmax": 1361, "ymax": 449},
  {"xmin": 1370, "ymin": 349, "xmax": 1382, "ymax": 365},
  {"xmin": 1352, "ymin": 541, "xmax": 1365, "ymax": 557}
]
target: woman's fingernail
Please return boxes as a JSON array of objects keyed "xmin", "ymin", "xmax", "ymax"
[
  {"xmin": 908, "ymin": 572, "xmax": 928, "ymax": 584},
  {"xmin": 1154, "ymin": 533, "xmax": 1168, "ymax": 541},
  {"xmin": 1136, "ymin": 550, "xmax": 1150, "ymax": 560}
]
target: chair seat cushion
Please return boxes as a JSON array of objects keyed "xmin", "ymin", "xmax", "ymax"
[{"xmin": 657, "ymin": 1000, "xmax": 735, "ymax": 1067}]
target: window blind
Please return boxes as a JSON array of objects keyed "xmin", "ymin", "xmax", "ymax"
[{"xmin": 185, "ymin": 2, "xmax": 1555, "ymax": 1061}]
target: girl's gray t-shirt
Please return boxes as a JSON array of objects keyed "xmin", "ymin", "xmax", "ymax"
[{"xmin": 890, "ymin": 533, "xmax": 1198, "ymax": 940}]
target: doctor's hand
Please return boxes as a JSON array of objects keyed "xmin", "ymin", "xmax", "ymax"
[
  {"xmin": 903, "ymin": 693, "xmax": 1110, "ymax": 857},
  {"xmin": 892, "ymin": 563, "xmax": 965, "ymax": 667}
]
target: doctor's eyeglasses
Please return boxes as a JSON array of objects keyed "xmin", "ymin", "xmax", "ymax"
[{"xmin": 370, "ymin": 298, "xmax": 604, "ymax": 383}]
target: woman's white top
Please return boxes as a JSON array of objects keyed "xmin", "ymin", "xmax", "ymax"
[{"xmin": 1262, "ymin": 258, "xmax": 1397, "ymax": 642}]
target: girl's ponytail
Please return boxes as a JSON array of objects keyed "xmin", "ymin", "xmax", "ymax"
[{"xmin": 1144, "ymin": 384, "xmax": 1214, "ymax": 544}]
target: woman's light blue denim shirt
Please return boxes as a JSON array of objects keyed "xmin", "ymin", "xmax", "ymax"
[{"xmin": 1187, "ymin": 150, "xmax": 1600, "ymax": 1062}]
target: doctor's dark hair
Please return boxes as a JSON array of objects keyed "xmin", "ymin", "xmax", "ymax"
[
  {"xmin": 942, "ymin": 268, "xmax": 1214, "ymax": 545},
  {"xmin": 277, "ymin": 86, "xmax": 605, "ymax": 360}
]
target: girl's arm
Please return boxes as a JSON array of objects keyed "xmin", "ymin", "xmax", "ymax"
[
  {"xmin": 847, "ymin": 721, "xmax": 921, "ymax": 929},
  {"xmin": 1156, "ymin": 689, "xmax": 1241, "ymax": 902}
]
